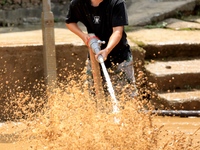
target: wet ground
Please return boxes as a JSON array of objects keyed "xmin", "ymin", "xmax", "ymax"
[{"xmin": 0, "ymin": 116, "xmax": 200, "ymax": 149}]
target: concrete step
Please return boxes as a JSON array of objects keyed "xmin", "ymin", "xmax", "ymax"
[
  {"xmin": 145, "ymin": 59, "xmax": 200, "ymax": 91},
  {"xmin": 142, "ymin": 43, "xmax": 200, "ymax": 60},
  {"xmin": 155, "ymin": 90, "xmax": 200, "ymax": 110}
]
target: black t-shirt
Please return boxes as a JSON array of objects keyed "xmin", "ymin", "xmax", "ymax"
[{"xmin": 66, "ymin": 0, "xmax": 131, "ymax": 67}]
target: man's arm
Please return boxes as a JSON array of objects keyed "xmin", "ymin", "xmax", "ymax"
[
  {"xmin": 96, "ymin": 26, "xmax": 123, "ymax": 61},
  {"xmin": 66, "ymin": 23, "xmax": 90, "ymax": 45}
]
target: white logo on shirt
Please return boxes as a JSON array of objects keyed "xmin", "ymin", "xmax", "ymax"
[{"xmin": 93, "ymin": 16, "xmax": 100, "ymax": 24}]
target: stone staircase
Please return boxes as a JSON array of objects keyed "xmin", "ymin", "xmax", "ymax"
[
  {"xmin": 127, "ymin": 0, "xmax": 200, "ymax": 112},
  {"xmin": 144, "ymin": 43, "xmax": 200, "ymax": 110}
]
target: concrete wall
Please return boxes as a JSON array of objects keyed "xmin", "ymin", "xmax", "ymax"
[
  {"xmin": 0, "ymin": 44, "xmax": 144, "ymax": 95},
  {"xmin": 0, "ymin": 44, "xmax": 88, "ymax": 121},
  {"xmin": 0, "ymin": 44, "xmax": 88, "ymax": 91},
  {"xmin": 0, "ymin": 44, "xmax": 144, "ymax": 121}
]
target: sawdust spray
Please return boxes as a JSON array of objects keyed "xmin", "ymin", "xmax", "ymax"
[{"xmin": 1, "ymin": 68, "xmax": 199, "ymax": 150}]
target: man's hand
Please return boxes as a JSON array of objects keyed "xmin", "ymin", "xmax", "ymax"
[
  {"xmin": 82, "ymin": 33, "xmax": 91, "ymax": 46},
  {"xmin": 95, "ymin": 48, "xmax": 109, "ymax": 62}
]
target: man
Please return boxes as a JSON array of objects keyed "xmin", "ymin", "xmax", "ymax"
[{"xmin": 66, "ymin": 0, "xmax": 137, "ymax": 97}]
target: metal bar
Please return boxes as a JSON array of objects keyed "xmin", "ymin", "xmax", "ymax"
[{"xmin": 144, "ymin": 110, "xmax": 200, "ymax": 117}]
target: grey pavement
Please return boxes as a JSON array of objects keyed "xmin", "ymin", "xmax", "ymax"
[{"xmin": 127, "ymin": 0, "xmax": 197, "ymax": 26}]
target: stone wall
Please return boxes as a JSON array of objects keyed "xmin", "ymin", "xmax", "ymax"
[
  {"xmin": 0, "ymin": 0, "xmax": 70, "ymax": 26},
  {"xmin": 0, "ymin": 0, "xmax": 69, "ymax": 10}
]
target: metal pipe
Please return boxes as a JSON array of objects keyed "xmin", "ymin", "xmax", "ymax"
[
  {"xmin": 144, "ymin": 110, "xmax": 200, "ymax": 117},
  {"xmin": 88, "ymin": 34, "xmax": 119, "ymax": 114}
]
